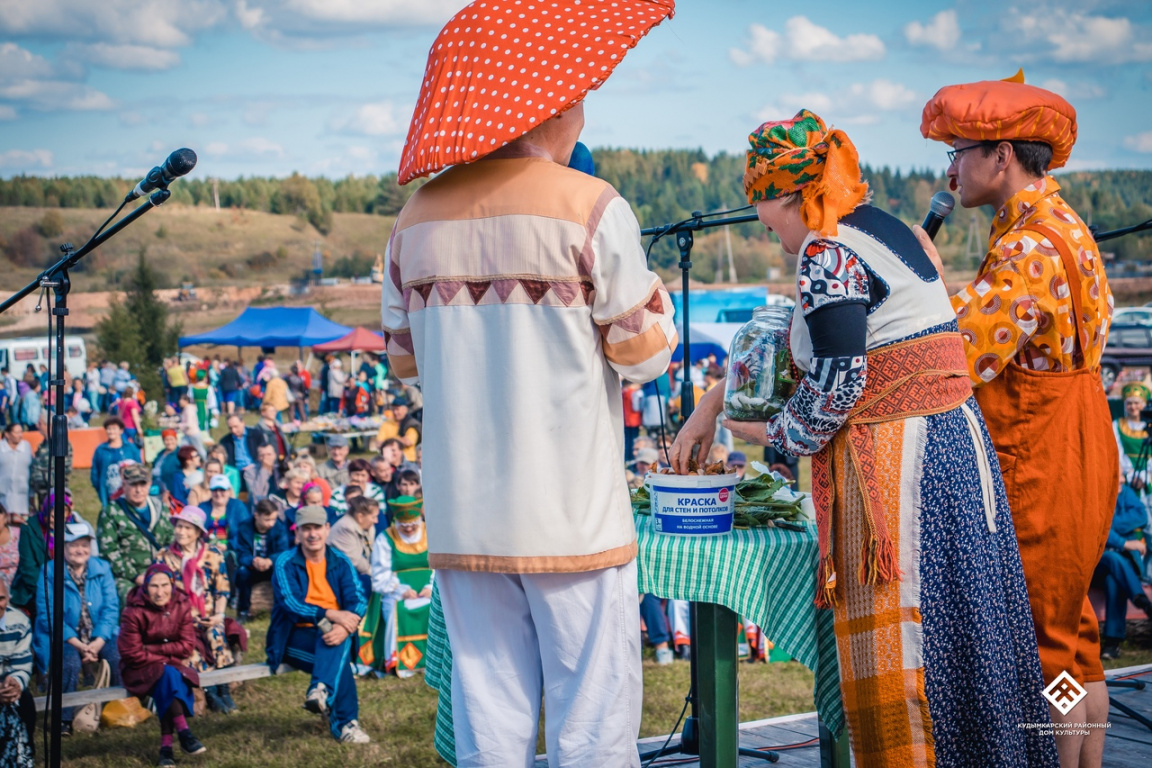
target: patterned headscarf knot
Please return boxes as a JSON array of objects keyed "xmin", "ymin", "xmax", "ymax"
[{"xmin": 743, "ymin": 109, "xmax": 869, "ymax": 237}]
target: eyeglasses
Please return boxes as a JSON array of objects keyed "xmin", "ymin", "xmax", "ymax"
[{"xmin": 947, "ymin": 144, "xmax": 985, "ymax": 164}]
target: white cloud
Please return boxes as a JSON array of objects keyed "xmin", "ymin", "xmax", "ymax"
[
  {"xmin": 1124, "ymin": 132, "xmax": 1152, "ymax": 154},
  {"xmin": 0, "ymin": 1, "xmax": 228, "ymax": 47},
  {"xmin": 905, "ymin": 10, "xmax": 960, "ymax": 51},
  {"xmin": 119, "ymin": 110, "xmax": 143, "ymax": 126},
  {"xmin": 277, "ymin": 0, "xmax": 459, "ymax": 25},
  {"xmin": 1040, "ymin": 79, "xmax": 1106, "ymax": 100},
  {"xmin": 850, "ymin": 79, "xmax": 916, "ymax": 110},
  {"xmin": 786, "ymin": 17, "xmax": 885, "ymax": 61},
  {"xmin": 0, "ymin": 149, "xmax": 54, "ymax": 169},
  {"xmin": 347, "ymin": 145, "xmax": 376, "ymax": 162},
  {"xmin": 235, "ymin": 0, "xmax": 459, "ymax": 42},
  {"xmin": 64, "ymin": 42, "xmax": 182, "ymax": 70},
  {"xmin": 189, "ymin": 112, "xmax": 214, "ymax": 127},
  {"xmin": 329, "ymin": 100, "xmax": 406, "ymax": 136},
  {"xmin": 0, "ymin": 79, "xmax": 115, "ymax": 111},
  {"xmin": 0, "ymin": 42, "xmax": 56, "ymax": 82},
  {"xmin": 0, "ymin": 42, "xmax": 118, "ymax": 113},
  {"xmin": 731, "ymin": 17, "xmax": 885, "ymax": 66},
  {"xmin": 203, "ymin": 137, "xmax": 284, "ymax": 158},
  {"xmin": 0, "ymin": 105, "xmax": 16, "ymax": 120},
  {"xmin": 757, "ymin": 79, "xmax": 916, "ymax": 127},
  {"xmin": 729, "ymin": 23, "xmax": 781, "ymax": 66},
  {"xmin": 1004, "ymin": 10, "xmax": 1152, "ymax": 64}
]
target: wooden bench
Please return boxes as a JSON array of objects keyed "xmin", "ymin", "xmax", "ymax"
[{"xmin": 34, "ymin": 663, "xmax": 286, "ymax": 712}]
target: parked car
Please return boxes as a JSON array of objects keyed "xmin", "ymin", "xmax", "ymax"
[
  {"xmin": 1112, "ymin": 307, "xmax": 1152, "ymax": 326},
  {"xmin": 1100, "ymin": 323, "xmax": 1152, "ymax": 391}
]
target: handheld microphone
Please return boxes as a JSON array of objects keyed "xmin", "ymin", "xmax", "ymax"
[
  {"xmin": 126, "ymin": 148, "xmax": 197, "ymax": 201},
  {"xmin": 920, "ymin": 191, "xmax": 955, "ymax": 240}
]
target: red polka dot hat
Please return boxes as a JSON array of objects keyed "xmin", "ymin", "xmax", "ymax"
[{"xmin": 398, "ymin": 0, "xmax": 675, "ymax": 185}]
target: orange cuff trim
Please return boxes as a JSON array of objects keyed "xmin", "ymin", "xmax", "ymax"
[
  {"xmin": 387, "ymin": 353, "xmax": 419, "ymax": 380},
  {"xmin": 603, "ymin": 323, "xmax": 672, "ymax": 367},
  {"xmin": 428, "ymin": 541, "xmax": 637, "ymax": 573}
]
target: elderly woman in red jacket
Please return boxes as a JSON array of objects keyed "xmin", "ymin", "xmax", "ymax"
[{"xmin": 118, "ymin": 563, "xmax": 207, "ymax": 767}]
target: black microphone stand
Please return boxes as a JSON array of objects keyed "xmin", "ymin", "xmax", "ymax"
[
  {"xmin": 0, "ymin": 187, "xmax": 171, "ymax": 768},
  {"xmin": 1092, "ymin": 218, "xmax": 1152, "ymax": 243},
  {"xmin": 638, "ymin": 207, "xmax": 778, "ymax": 765}
]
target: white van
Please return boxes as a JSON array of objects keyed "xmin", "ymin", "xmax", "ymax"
[{"xmin": 0, "ymin": 335, "xmax": 88, "ymax": 380}]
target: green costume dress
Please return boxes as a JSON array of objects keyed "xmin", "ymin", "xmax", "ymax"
[{"xmin": 382, "ymin": 526, "xmax": 432, "ymax": 677}]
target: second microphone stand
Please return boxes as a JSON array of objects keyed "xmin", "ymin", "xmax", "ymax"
[{"xmin": 638, "ymin": 208, "xmax": 778, "ymax": 766}]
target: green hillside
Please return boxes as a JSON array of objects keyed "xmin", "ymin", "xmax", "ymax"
[{"xmin": 2, "ymin": 153, "xmax": 1150, "ymax": 291}]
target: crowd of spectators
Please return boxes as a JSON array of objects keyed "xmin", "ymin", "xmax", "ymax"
[{"xmin": 0, "ymin": 354, "xmax": 425, "ymax": 765}]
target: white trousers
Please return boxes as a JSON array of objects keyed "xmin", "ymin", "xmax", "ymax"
[{"xmin": 438, "ymin": 560, "xmax": 642, "ymax": 768}]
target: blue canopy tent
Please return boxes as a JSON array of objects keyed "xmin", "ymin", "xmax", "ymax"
[
  {"xmin": 179, "ymin": 307, "xmax": 353, "ymax": 349},
  {"xmin": 670, "ymin": 322, "xmax": 743, "ymax": 364}
]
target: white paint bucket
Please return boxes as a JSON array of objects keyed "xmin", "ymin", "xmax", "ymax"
[{"xmin": 645, "ymin": 472, "xmax": 738, "ymax": 536}]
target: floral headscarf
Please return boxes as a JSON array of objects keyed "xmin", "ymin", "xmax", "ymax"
[
  {"xmin": 38, "ymin": 492, "xmax": 74, "ymax": 560},
  {"xmin": 141, "ymin": 562, "xmax": 177, "ymax": 604},
  {"xmin": 743, "ymin": 109, "xmax": 869, "ymax": 237}
]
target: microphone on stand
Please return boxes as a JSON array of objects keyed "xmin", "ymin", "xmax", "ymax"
[
  {"xmin": 125, "ymin": 148, "xmax": 198, "ymax": 201},
  {"xmin": 920, "ymin": 191, "xmax": 955, "ymax": 240}
]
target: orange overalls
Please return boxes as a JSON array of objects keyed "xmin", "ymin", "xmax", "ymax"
[{"xmin": 972, "ymin": 223, "xmax": 1118, "ymax": 686}]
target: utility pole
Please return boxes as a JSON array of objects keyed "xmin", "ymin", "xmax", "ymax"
[
  {"xmin": 725, "ymin": 225, "xmax": 737, "ymax": 283},
  {"xmin": 965, "ymin": 213, "xmax": 981, "ymax": 268},
  {"xmin": 212, "ymin": 177, "xmax": 220, "ymax": 211}
]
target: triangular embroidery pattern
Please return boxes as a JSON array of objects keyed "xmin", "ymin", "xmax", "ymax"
[
  {"xmin": 549, "ymin": 281, "xmax": 580, "ymax": 306},
  {"xmin": 644, "ymin": 289, "xmax": 665, "ymax": 315},
  {"xmin": 519, "ymin": 279, "xmax": 552, "ymax": 304},
  {"xmin": 436, "ymin": 280, "xmax": 465, "ymax": 304},
  {"xmin": 466, "ymin": 280, "xmax": 492, "ymax": 304},
  {"xmin": 414, "ymin": 283, "xmax": 435, "ymax": 304},
  {"xmin": 493, "ymin": 279, "xmax": 519, "ymax": 302},
  {"xmin": 386, "ymin": 330, "xmax": 414, "ymax": 355},
  {"xmin": 579, "ymin": 282, "xmax": 595, "ymax": 305},
  {"xmin": 614, "ymin": 309, "xmax": 645, "ymax": 335}
]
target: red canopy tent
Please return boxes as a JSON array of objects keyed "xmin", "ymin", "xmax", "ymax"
[{"xmin": 312, "ymin": 327, "xmax": 386, "ymax": 353}]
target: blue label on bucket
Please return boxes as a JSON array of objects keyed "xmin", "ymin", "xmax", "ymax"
[{"xmin": 650, "ymin": 484, "xmax": 735, "ymax": 535}]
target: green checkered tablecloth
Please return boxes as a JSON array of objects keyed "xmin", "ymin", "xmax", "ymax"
[{"xmin": 425, "ymin": 514, "xmax": 845, "ymax": 766}]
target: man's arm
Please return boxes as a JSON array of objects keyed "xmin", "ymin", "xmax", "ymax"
[
  {"xmin": 271, "ymin": 551, "xmax": 325, "ymax": 624},
  {"xmin": 382, "ymin": 224, "xmax": 419, "ymax": 385},
  {"xmin": 589, "ymin": 195, "xmax": 678, "ymax": 384}
]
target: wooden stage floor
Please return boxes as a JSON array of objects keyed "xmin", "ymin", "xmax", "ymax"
[{"xmin": 534, "ymin": 663, "xmax": 1152, "ymax": 767}]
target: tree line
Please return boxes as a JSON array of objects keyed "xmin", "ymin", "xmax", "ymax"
[{"xmin": 2, "ymin": 151, "xmax": 1150, "ymax": 268}]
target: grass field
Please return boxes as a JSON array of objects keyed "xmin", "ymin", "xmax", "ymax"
[{"xmin": 42, "ymin": 424, "xmax": 1152, "ymax": 766}]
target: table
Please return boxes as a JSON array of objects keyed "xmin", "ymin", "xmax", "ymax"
[
  {"xmin": 311, "ymin": 430, "xmax": 378, "ymax": 454},
  {"xmin": 425, "ymin": 514, "xmax": 847, "ymax": 767}
]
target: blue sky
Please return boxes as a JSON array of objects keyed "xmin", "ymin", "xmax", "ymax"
[{"xmin": 1, "ymin": 0, "xmax": 1150, "ymax": 181}]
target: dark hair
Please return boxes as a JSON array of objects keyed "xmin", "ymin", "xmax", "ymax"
[
  {"xmin": 348, "ymin": 458, "xmax": 372, "ymax": 475},
  {"xmin": 397, "ymin": 469, "xmax": 421, "ymax": 486},
  {"xmin": 348, "ymin": 495, "xmax": 379, "ymax": 518},
  {"xmin": 343, "ymin": 484, "xmax": 363, "ymax": 499},
  {"xmin": 380, "ymin": 437, "xmax": 404, "ymax": 453},
  {"xmin": 103, "ymin": 416, "xmax": 125, "ymax": 431},
  {"xmin": 177, "ymin": 445, "xmax": 199, "ymax": 468},
  {"xmin": 2, "ymin": 423, "xmax": 20, "ymax": 436},
  {"xmin": 254, "ymin": 499, "xmax": 278, "ymax": 516},
  {"xmin": 979, "ymin": 139, "xmax": 1052, "ymax": 178}
]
